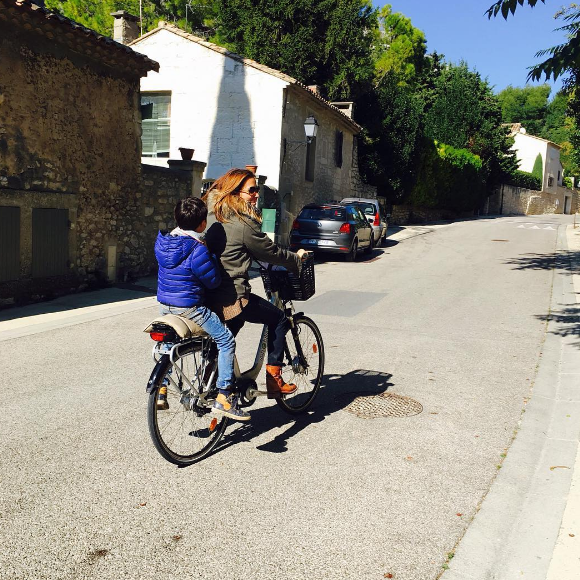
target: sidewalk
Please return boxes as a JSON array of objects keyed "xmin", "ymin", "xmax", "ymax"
[{"xmin": 443, "ymin": 224, "xmax": 580, "ymax": 580}]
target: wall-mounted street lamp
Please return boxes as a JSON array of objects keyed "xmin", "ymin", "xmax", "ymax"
[
  {"xmin": 303, "ymin": 115, "xmax": 319, "ymax": 144},
  {"xmin": 283, "ymin": 115, "xmax": 319, "ymax": 161}
]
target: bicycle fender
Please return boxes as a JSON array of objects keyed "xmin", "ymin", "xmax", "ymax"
[{"xmin": 146, "ymin": 355, "xmax": 169, "ymax": 394}]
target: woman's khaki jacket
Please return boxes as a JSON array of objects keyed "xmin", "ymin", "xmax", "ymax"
[{"xmin": 204, "ymin": 194, "xmax": 301, "ymax": 318}]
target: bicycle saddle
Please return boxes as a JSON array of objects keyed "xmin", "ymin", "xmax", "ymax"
[{"xmin": 143, "ymin": 314, "xmax": 207, "ymax": 339}]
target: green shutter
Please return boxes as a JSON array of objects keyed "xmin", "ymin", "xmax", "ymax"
[{"xmin": 0, "ymin": 206, "xmax": 20, "ymax": 282}]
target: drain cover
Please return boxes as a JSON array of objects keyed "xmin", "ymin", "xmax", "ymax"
[{"xmin": 341, "ymin": 392, "xmax": 423, "ymax": 419}]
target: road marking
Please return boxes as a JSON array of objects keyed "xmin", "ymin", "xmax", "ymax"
[
  {"xmin": 530, "ymin": 225, "xmax": 540, "ymax": 229},
  {"xmin": 517, "ymin": 225, "xmax": 527, "ymax": 228}
]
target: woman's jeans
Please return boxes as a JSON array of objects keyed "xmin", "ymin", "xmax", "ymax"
[
  {"xmin": 159, "ymin": 304, "xmax": 235, "ymax": 391},
  {"xmin": 227, "ymin": 293, "xmax": 289, "ymax": 366}
]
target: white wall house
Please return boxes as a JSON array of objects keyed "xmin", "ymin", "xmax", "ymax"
[
  {"xmin": 508, "ymin": 124, "xmax": 563, "ymax": 193},
  {"xmin": 130, "ymin": 22, "xmax": 367, "ymax": 238}
]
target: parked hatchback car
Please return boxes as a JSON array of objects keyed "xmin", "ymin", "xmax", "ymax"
[
  {"xmin": 340, "ymin": 197, "xmax": 388, "ymax": 246},
  {"xmin": 289, "ymin": 203, "xmax": 373, "ymax": 261}
]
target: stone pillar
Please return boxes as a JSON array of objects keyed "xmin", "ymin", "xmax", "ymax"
[
  {"xmin": 111, "ymin": 11, "xmax": 140, "ymax": 45},
  {"xmin": 167, "ymin": 159, "xmax": 207, "ymax": 198}
]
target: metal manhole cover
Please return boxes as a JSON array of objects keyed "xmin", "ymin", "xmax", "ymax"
[{"xmin": 341, "ymin": 392, "xmax": 423, "ymax": 419}]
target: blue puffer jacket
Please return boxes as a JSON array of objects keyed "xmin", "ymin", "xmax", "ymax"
[{"xmin": 155, "ymin": 232, "xmax": 221, "ymax": 308}]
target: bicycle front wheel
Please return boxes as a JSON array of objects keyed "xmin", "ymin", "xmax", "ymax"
[
  {"xmin": 147, "ymin": 341, "xmax": 228, "ymax": 466},
  {"xmin": 277, "ymin": 315, "xmax": 325, "ymax": 414}
]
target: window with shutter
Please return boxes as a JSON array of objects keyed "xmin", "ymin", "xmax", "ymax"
[{"xmin": 141, "ymin": 93, "xmax": 171, "ymax": 157}]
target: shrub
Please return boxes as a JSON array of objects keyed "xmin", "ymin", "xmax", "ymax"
[
  {"xmin": 507, "ymin": 170, "xmax": 542, "ymax": 191},
  {"xmin": 564, "ymin": 176, "xmax": 574, "ymax": 188},
  {"xmin": 410, "ymin": 140, "xmax": 486, "ymax": 211},
  {"xmin": 532, "ymin": 153, "xmax": 543, "ymax": 183}
]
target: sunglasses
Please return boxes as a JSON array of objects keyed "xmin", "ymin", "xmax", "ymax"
[{"xmin": 240, "ymin": 186, "xmax": 260, "ymax": 195}]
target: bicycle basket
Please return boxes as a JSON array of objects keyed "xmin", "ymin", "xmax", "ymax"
[{"xmin": 261, "ymin": 253, "xmax": 315, "ymax": 301}]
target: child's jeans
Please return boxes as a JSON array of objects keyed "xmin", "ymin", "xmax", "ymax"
[{"xmin": 159, "ymin": 304, "xmax": 235, "ymax": 391}]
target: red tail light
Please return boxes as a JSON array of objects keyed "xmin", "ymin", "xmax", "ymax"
[
  {"xmin": 292, "ymin": 219, "xmax": 300, "ymax": 230},
  {"xmin": 339, "ymin": 223, "xmax": 351, "ymax": 234},
  {"xmin": 373, "ymin": 212, "xmax": 380, "ymax": 226},
  {"xmin": 150, "ymin": 332, "xmax": 169, "ymax": 342}
]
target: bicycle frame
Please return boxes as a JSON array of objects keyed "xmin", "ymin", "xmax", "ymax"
[{"xmin": 235, "ymin": 290, "xmax": 285, "ymax": 383}]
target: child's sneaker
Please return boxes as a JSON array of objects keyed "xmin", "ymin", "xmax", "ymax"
[
  {"xmin": 156, "ymin": 385, "xmax": 169, "ymax": 410},
  {"xmin": 212, "ymin": 393, "xmax": 250, "ymax": 422}
]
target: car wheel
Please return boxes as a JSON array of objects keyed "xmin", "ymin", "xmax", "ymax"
[
  {"xmin": 345, "ymin": 239, "xmax": 358, "ymax": 262},
  {"xmin": 364, "ymin": 233, "xmax": 374, "ymax": 255}
]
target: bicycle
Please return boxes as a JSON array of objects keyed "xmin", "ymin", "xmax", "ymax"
[{"xmin": 143, "ymin": 254, "xmax": 325, "ymax": 466}]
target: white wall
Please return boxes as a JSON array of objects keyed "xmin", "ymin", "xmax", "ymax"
[
  {"xmin": 512, "ymin": 132, "xmax": 561, "ymax": 193},
  {"xmin": 134, "ymin": 29, "xmax": 286, "ymax": 185}
]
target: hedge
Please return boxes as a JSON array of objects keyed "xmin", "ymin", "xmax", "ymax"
[
  {"xmin": 410, "ymin": 140, "xmax": 486, "ymax": 211},
  {"xmin": 506, "ymin": 170, "xmax": 541, "ymax": 191}
]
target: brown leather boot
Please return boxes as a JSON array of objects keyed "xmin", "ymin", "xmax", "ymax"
[{"xmin": 266, "ymin": 365, "xmax": 297, "ymax": 399}]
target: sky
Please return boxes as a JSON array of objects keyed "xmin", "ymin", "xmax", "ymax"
[{"xmin": 377, "ymin": 0, "xmax": 570, "ymax": 96}]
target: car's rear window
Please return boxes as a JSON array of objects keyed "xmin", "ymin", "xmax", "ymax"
[
  {"xmin": 352, "ymin": 202, "xmax": 376, "ymax": 216},
  {"xmin": 299, "ymin": 207, "xmax": 346, "ymax": 221}
]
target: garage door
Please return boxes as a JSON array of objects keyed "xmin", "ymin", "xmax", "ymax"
[{"xmin": 0, "ymin": 206, "xmax": 20, "ymax": 282}]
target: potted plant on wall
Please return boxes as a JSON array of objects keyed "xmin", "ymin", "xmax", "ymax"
[{"xmin": 179, "ymin": 147, "xmax": 195, "ymax": 161}]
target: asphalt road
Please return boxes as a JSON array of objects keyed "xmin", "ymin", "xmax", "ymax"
[{"xmin": 0, "ymin": 215, "xmax": 571, "ymax": 580}]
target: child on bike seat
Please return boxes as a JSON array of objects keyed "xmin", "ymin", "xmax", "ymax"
[{"xmin": 155, "ymin": 197, "xmax": 250, "ymax": 422}]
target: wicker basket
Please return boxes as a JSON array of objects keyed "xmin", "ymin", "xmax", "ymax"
[{"xmin": 261, "ymin": 254, "xmax": 315, "ymax": 301}]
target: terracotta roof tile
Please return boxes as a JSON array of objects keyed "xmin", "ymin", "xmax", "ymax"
[{"xmin": 0, "ymin": 0, "xmax": 159, "ymax": 74}]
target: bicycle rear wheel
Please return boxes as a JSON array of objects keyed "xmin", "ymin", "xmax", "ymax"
[
  {"xmin": 147, "ymin": 340, "xmax": 228, "ymax": 466},
  {"xmin": 276, "ymin": 315, "xmax": 324, "ymax": 414}
]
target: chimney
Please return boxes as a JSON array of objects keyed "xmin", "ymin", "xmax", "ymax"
[
  {"xmin": 331, "ymin": 101, "xmax": 355, "ymax": 119},
  {"xmin": 308, "ymin": 85, "xmax": 321, "ymax": 96},
  {"xmin": 111, "ymin": 11, "xmax": 140, "ymax": 45}
]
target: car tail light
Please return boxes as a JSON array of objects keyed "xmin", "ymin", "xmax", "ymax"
[
  {"xmin": 150, "ymin": 331, "xmax": 169, "ymax": 342},
  {"xmin": 373, "ymin": 212, "xmax": 380, "ymax": 226},
  {"xmin": 292, "ymin": 220, "xmax": 300, "ymax": 230},
  {"xmin": 339, "ymin": 223, "xmax": 351, "ymax": 234}
]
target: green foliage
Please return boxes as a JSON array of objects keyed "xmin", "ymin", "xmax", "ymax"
[
  {"xmin": 486, "ymin": 1, "xmax": 580, "ymax": 83},
  {"xmin": 410, "ymin": 141, "xmax": 486, "ymax": 211},
  {"xmin": 507, "ymin": 170, "xmax": 542, "ymax": 190},
  {"xmin": 532, "ymin": 153, "xmax": 544, "ymax": 182},
  {"xmin": 373, "ymin": 5, "xmax": 427, "ymax": 87},
  {"xmin": 45, "ymin": 0, "xmax": 214, "ymax": 36},
  {"xmin": 356, "ymin": 72, "xmax": 423, "ymax": 201},
  {"xmin": 213, "ymin": 0, "xmax": 376, "ymax": 100},
  {"xmin": 564, "ymin": 175, "xmax": 574, "ymax": 187},
  {"xmin": 497, "ymin": 84, "xmax": 551, "ymax": 135},
  {"xmin": 423, "ymin": 62, "xmax": 518, "ymax": 190}
]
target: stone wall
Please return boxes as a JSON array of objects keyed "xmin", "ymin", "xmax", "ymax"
[
  {"xmin": 277, "ymin": 86, "xmax": 362, "ymax": 238},
  {"xmin": 485, "ymin": 184, "xmax": 580, "ymax": 216},
  {"xmin": 0, "ymin": 25, "xmax": 191, "ymax": 303},
  {"xmin": 390, "ymin": 205, "xmax": 466, "ymax": 225}
]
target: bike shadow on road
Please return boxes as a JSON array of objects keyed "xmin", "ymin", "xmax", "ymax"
[{"xmin": 212, "ymin": 369, "xmax": 394, "ymax": 456}]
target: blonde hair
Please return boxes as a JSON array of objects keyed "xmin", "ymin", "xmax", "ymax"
[{"xmin": 203, "ymin": 168, "xmax": 262, "ymax": 224}]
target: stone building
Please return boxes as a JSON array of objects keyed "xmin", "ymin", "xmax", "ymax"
[
  {"xmin": 0, "ymin": 1, "xmax": 203, "ymax": 303},
  {"xmin": 130, "ymin": 21, "xmax": 373, "ymax": 240}
]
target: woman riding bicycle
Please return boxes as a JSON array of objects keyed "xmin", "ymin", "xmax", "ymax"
[{"xmin": 203, "ymin": 168, "xmax": 307, "ymax": 399}]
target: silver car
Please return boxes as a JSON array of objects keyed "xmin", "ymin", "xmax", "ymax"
[{"xmin": 340, "ymin": 197, "xmax": 388, "ymax": 246}]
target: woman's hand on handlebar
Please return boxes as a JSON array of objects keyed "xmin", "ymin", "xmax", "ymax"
[{"xmin": 296, "ymin": 249, "xmax": 311, "ymax": 261}]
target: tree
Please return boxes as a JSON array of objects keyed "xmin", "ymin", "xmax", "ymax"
[
  {"xmin": 497, "ymin": 84, "xmax": 551, "ymax": 135},
  {"xmin": 356, "ymin": 72, "xmax": 423, "ymax": 201},
  {"xmin": 486, "ymin": 1, "xmax": 580, "ymax": 82},
  {"xmin": 373, "ymin": 5, "xmax": 428, "ymax": 87},
  {"xmin": 532, "ymin": 153, "xmax": 544, "ymax": 182},
  {"xmin": 423, "ymin": 62, "xmax": 518, "ymax": 190},
  {"xmin": 213, "ymin": 0, "xmax": 376, "ymax": 100},
  {"xmin": 45, "ymin": 0, "xmax": 214, "ymax": 37}
]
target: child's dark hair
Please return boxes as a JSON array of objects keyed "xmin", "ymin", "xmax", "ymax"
[{"xmin": 174, "ymin": 197, "xmax": 208, "ymax": 230}]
